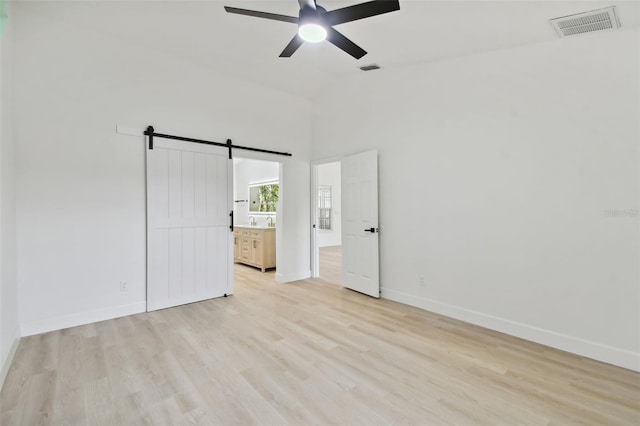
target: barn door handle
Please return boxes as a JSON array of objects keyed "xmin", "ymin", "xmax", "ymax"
[
  {"xmin": 364, "ymin": 227, "xmax": 378, "ymax": 233},
  {"xmin": 229, "ymin": 211, "xmax": 234, "ymax": 232}
]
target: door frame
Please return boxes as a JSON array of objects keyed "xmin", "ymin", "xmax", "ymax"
[
  {"xmin": 310, "ymin": 156, "xmax": 343, "ymax": 278},
  {"xmin": 232, "ymin": 152, "xmax": 285, "ymax": 274}
]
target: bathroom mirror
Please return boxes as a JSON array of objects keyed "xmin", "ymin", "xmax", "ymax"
[{"xmin": 249, "ymin": 181, "xmax": 279, "ymax": 213}]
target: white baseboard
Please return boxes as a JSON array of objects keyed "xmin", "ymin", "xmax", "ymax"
[
  {"xmin": 0, "ymin": 329, "xmax": 21, "ymax": 391},
  {"xmin": 275, "ymin": 269, "xmax": 311, "ymax": 283},
  {"xmin": 21, "ymin": 301, "xmax": 147, "ymax": 337},
  {"xmin": 382, "ymin": 288, "xmax": 640, "ymax": 372}
]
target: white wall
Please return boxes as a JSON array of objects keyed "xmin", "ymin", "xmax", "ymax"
[
  {"xmin": 14, "ymin": 4, "xmax": 312, "ymax": 335},
  {"xmin": 313, "ymin": 29, "xmax": 640, "ymax": 371},
  {"xmin": 317, "ymin": 161, "xmax": 341, "ymax": 247},
  {"xmin": 233, "ymin": 158, "xmax": 278, "ymax": 228},
  {"xmin": 0, "ymin": 0, "xmax": 20, "ymax": 387}
]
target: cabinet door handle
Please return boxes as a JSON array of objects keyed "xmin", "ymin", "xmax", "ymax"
[{"xmin": 253, "ymin": 240, "xmax": 256, "ymax": 248}]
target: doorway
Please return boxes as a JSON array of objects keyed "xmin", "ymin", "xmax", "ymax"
[
  {"xmin": 312, "ymin": 151, "xmax": 380, "ymax": 297},
  {"xmin": 312, "ymin": 161, "xmax": 343, "ymax": 284},
  {"xmin": 233, "ymin": 158, "xmax": 280, "ymax": 278}
]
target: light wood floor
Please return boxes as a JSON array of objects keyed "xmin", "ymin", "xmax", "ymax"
[
  {"xmin": 1, "ymin": 251, "xmax": 639, "ymax": 425},
  {"xmin": 319, "ymin": 245, "xmax": 342, "ymax": 285}
]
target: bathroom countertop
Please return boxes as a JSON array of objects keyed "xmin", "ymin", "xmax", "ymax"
[{"xmin": 235, "ymin": 225, "xmax": 276, "ymax": 230}]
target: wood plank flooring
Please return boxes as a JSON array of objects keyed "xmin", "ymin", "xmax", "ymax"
[
  {"xmin": 1, "ymin": 250, "xmax": 639, "ymax": 425},
  {"xmin": 319, "ymin": 245, "xmax": 342, "ymax": 285}
]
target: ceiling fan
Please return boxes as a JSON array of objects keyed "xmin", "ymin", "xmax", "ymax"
[{"xmin": 224, "ymin": 0, "xmax": 400, "ymax": 59}]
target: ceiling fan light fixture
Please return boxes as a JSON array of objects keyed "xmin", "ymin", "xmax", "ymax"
[
  {"xmin": 298, "ymin": 23, "xmax": 327, "ymax": 42},
  {"xmin": 224, "ymin": 0, "xmax": 401, "ymax": 58}
]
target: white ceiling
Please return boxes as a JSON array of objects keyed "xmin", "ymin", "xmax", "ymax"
[{"xmin": 18, "ymin": 0, "xmax": 640, "ymax": 99}]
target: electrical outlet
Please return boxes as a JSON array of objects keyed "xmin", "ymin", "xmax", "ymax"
[
  {"xmin": 418, "ymin": 276, "xmax": 425, "ymax": 286},
  {"xmin": 120, "ymin": 281, "xmax": 128, "ymax": 292}
]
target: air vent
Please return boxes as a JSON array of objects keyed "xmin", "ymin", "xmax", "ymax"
[
  {"xmin": 360, "ymin": 64, "xmax": 381, "ymax": 71},
  {"xmin": 550, "ymin": 6, "xmax": 620, "ymax": 37}
]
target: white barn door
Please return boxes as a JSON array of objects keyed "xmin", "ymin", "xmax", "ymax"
[
  {"xmin": 341, "ymin": 150, "xmax": 380, "ymax": 298},
  {"xmin": 146, "ymin": 139, "xmax": 233, "ymax": 312}
]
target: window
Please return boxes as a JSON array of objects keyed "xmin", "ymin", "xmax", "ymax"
[{"xmin": 318, "ymin": 186, "xmax": 332, "ymax": 230}]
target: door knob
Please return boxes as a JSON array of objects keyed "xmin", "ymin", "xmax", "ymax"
[{"xmin": 364, "ymin": 227, "xmax": 378, "ymax": 233}]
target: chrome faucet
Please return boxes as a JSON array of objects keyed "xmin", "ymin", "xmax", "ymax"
[
  {"xmin": 249, "ymin": 216, "xmax": 256, "ymax": 226},
  {"xmin": 267, "ymin": 216, "xmax": 274, "ymax": 227}
]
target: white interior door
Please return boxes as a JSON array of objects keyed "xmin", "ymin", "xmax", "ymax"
[
  {"xmin": 146, "ymin": 139, "xmax": 233, "ymax": 312},
  {"xmin": 341, "ymin": 150, "xmax": 379, "ymax": 298}
]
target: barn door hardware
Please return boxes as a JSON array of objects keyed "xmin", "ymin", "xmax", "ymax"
[{"xmin": 144, "ymin": 126, "xmax": 292, "ymax": 158}]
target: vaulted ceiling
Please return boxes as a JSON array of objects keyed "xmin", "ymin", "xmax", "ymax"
[{"xmin": 17, "ymin": 0, "xmax": 640, "ymax": 99}]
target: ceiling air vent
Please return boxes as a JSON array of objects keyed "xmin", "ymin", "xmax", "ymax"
[
  {"xmin": 550, "ymin": 6, "xmax": 620, "ymax": 37},
  {"xmin": 360, "ymin": 64, "xmax": 381, "ymax": 71}
]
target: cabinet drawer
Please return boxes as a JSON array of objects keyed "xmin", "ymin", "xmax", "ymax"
[
  {"xmin": 241, "ymin": 238, "xmax": 250, "ymax": 245},
  {"xmin": 250, "ymin": 230, "xmax": 262, "ymax": 239},
  {"xmin": 240, "ymin": 229, "xmax": 251, "ymax": 236},
  {"xmin": 241, "ymin": 253, "xmax": 250, "ymax": 261}
]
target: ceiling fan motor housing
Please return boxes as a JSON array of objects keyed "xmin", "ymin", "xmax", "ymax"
[{"xmin": 299, "ymin": 4, "xmax": 325, "ymax": 26}]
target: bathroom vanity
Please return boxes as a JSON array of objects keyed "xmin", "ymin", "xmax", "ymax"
[{"xmin": 233, "ymin": 226, "xmax": 276, "ymax": 272}]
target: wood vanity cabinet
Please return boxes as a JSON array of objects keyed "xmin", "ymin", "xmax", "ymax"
[{"xmin": 233, "ymin": 227, "xmax": 276, "ymax": 272}]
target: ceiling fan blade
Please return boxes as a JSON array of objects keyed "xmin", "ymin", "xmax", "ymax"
[
  {"xmin": 325, "ymin": 0, "xmax": 400, "ymax": 26},
  {"xmin": 224, "ymin": 6, "xmax": 298, "ymax": 24},
  {"xmin": 326, "ymin": 28, "xmax": 367, "ymax": 59},
  {"xmin": 279, "ymin": 34, "xmax": 305, "ymax": 57}
]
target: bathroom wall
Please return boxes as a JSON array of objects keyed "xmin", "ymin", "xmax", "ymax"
[{"xmin": 234, "ymin": 158, "xmax": 279, "ymax": 227}]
